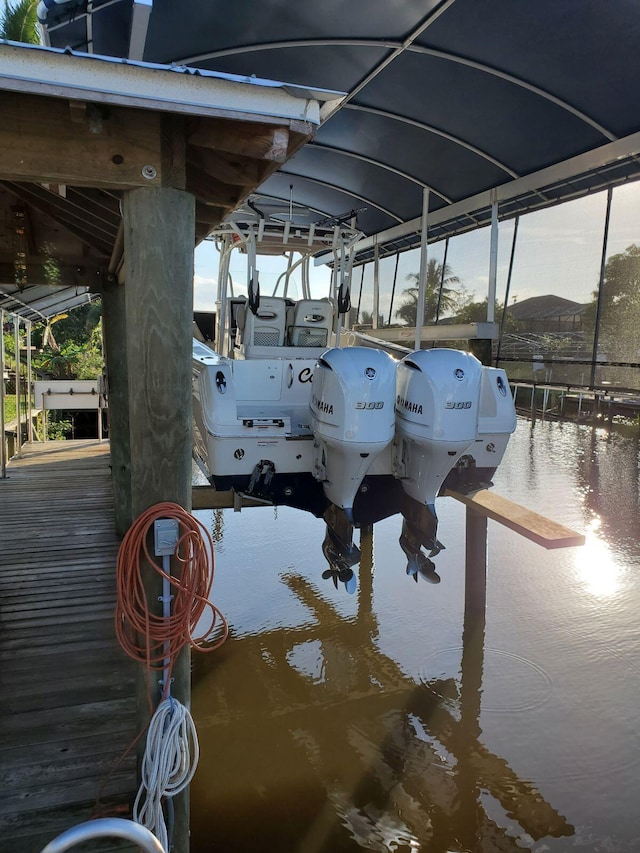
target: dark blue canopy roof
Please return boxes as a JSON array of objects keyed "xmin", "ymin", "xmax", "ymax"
[{"xmin": 42, "ymin": 0, "xmax": 640, "ymax": 258}]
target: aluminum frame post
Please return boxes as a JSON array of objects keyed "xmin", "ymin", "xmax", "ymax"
[
  {"xmin": 14, "ymin": 314, "xmax": 21, "ymax": 457},
  {"xmin": 1, "ymin": 309, "xmax": 6, "ymax": 477},
  {"xmin": 372, "ymin": 240, "xmax": 380, "ymax": 329},
  {"xmin": 487, "ymin": 196, "xmax": 499, "ymax": 323},
  {"xmin": 26, "ymin": 319, "xmax": 33, "ymax": 443},
  {"xmin": 414, "ymin": 188, "xmax": 429, "ymax": 351}
]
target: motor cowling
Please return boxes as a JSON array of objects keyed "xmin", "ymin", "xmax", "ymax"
[
  {"xmin": 310, "ymin": 347, "xmax": 396, "ymax": 516},
  {"xmin": 394, "ymin": 348, "xmax": 483, "ymax": 506}
]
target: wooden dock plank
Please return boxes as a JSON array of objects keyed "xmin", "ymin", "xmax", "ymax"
[
  {"xmin": 0, "ymin": 440, "xmax": 138, "ymax": 853},
  {"xmin": 444, "ymin": 487, "xmax": 585, "ymax": 549}
]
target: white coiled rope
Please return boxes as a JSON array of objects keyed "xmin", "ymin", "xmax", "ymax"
[{"xmin": 134, "ymin": 697, "xmax": 199, "ymax": 852}]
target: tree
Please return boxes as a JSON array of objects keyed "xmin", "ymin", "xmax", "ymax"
[
  {"xmin": 597, "ymin": 243, "xmax": 640, "ymax": 362},
  {"xmin": 452, "ymin": 295, "xmax": 508, "ymax": 326},
  {"xmin": 358, "ymin": 310, "xmax": 385, "ymax": 328},
  {"xmin": 395, "ymin": 258, "xmax": 461, "ymax": 326},
  {"xmin": 32, "ymin": 300, "xmax": 103, "ymax": 379},
  {"xmin": 0, "ymin": 0, "xmax": 40, "ymax": 43}
]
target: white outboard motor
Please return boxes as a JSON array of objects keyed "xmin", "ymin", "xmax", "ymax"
[
  {"xmin": 310, "ymin": 347, "xmax": 396, "ymax": 517},
  {"xmin": 443, "ymin": 364, "xmax": 517, "ymax": 491},
  {"xmin": 394, "ymin": 349, "xmax": 483, "ymax": 506},
  {"xmin": 476, "ymin": 365, "xmax": 517, "ymax": 467}
]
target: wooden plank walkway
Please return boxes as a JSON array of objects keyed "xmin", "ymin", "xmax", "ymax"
[{"xmin": 0, "ymin": 440, "xmax": 138, "ymax": 853}]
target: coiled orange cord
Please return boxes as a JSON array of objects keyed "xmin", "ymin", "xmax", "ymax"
[{"xmin": 115, "ymin": 501, "xmax": 228, "ymax": 696}]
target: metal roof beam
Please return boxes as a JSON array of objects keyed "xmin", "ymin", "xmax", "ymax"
[
  {"xmin": 406, "ymin": 45, "xmax": 615, "ymax": 142},
  {"xmin": 343, "ymin": 104, "xmax": 518, "ymax": 179},
  {"xmin": 276, "ymin": 170, "xmax": 403, "ymax": 223},
  {"xmin": 307, "ymin": 142, "xmax": 452, "ymax": 203},
  {"xmin": 353, "ymin": 128, "xmax": 640, "ymax": 254},
  {"xmin": 129, "ymin": 0, "xmax": 153, "ymax": 61}
]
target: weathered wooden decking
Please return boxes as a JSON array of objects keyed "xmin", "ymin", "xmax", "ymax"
[{"xmin": 0, "ymin": 440, "xmax": 138, "ymax": 853}]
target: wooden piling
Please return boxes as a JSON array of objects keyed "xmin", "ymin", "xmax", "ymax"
[
  {"xmin": 122, "ymin": 184, "xmax": 195, "ymax": 853},
  {"xmin": 102, "ymin": 276, "xmax": 132, "ymax": 536}
]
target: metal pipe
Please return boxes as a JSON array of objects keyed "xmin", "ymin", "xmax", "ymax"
[
  {"xmin": 216, "ymin": 236, "xmax": 233, "ymax": 357},
  {"xmin": 372, "ymin": 241, "xmax": 380, "ymax": 329},
  {"xmin": 355, "ymin": 264, "xmax": 365, "ymax": 324},
  {"xmin": 590, "ymin": 187, "xmax": 612, "ymax": 389},
  {"xmin": 435, "ymin": 236, "xmax": 449, "ymax": 324},
  {"xmin": 487, "ymin": 197, "xmax": 499, "ymax": 323},
  {"xmin": 26, "ymin": 319, "xmax": 33, "ymax": 443},
  {"xmin": 14, "ymin": 315, "xmax": 21, "ymax": 457},
  {"xmin": 414, "ymin": 188, "xmax": 430, "ymax": 351},
  {"xmin": 496, "ymin": 216, "xmax": 519, "ymax": 366},
  {"xmin": 387, "ymin": 252, "xmax": 399, "ymax": 326},
  {"xmin": 39, "ymin": 818, "xmax": 165, "ymax": 853},
  {"xmin": 1, "ymin": 309, "xmax": 6, "ymax": 477}
]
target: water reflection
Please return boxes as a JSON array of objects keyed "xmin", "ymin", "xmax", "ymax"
[
  {"xmin": 191, "ymin": 527, "xmax": 573, "ymax": 851},
  {"xmin": 575, "ymin": 518, "xmax": 622, "ymax": 598}
]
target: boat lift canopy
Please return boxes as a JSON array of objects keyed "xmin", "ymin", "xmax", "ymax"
[{"xmin": 39, "ymin": 0, "xmax": 640, "ymax": 265}]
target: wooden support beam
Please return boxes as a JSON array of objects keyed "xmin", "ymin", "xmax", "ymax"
[
  {"xmin": 186, "ymin": 164, "xmax": 243, "ymax": 209},
  {"xmin": 192, "ymin": 484, "xmax": 264, "ymax": 510},
  {"xmin": 4, "ymin": 182, "xmax": 116, "ymax": 256},
  {"xmin": 161, "ymin": 113, "xmax": 187, "ymax": 190},
  {"xmin": 194, "ymin": 486, "xmax": 584, "ymax": 549},
  {"xmin": 0, "ymin": 91, "xmax": 162, "ymax": 188},
  {"xmin": 195, "ymin": 201, "xmax": 227, "ymax": 227},
  {"xmin": 187, "ymin": 145, "xmax": 272, "ymax": 187},
  {"xmin": 188, "ymin": 118, "xmax": 290, "ymax": 162},
  {"xmin": 0, "ymin": 260, "xmax": 105, "ymax": 290},
  {"xmin": 445, "ymin": 488, "xmax": 585, "ymax": 549}
]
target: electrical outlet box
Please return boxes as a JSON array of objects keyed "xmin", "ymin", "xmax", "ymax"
[{"xmin": 154, "ymin": 518, "xmax": 179, "ymax": 557}]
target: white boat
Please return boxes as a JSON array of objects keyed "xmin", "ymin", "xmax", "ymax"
[{"xmin": 192, "ymin": 202, "xmax": 516, "ymax": 589}]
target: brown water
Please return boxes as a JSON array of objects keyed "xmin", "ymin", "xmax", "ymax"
[{"xmin": 190, "ymin": 417, "xmax": 640, "ymax": 852}]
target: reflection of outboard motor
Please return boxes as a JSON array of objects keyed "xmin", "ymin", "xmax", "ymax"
[
  {"xmin": 310, "ymin": 347, "xmax": 396, "ymax": 519},
  {"xmin": 394, "ymin": 348, "xmax": 483, "ymax": 508}
]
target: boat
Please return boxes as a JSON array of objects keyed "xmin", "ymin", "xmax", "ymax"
[{"xmin": 192, "ymin": 201, "xmax": 516, "ymax": 590}]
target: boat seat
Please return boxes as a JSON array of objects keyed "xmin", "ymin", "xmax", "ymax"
[
  {"xmin": 237, "ymin": 296, "xmax": 288, "ymax": 348},
  {"xmin": 287, "ymin": 298, "xmax": 334, "ymax": 348}
]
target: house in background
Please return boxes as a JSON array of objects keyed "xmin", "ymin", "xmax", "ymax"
[{"xmin": 506, "ymin": 295, "xmax": 590, "ymax": 334}]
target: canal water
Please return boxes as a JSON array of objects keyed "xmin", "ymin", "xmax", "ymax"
[{"xmin": 190, "ymin": 416, "xmax": 640, "ymax": 852}]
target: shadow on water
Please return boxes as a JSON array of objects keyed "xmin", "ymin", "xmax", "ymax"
[{"xmin": 190, "ymin": 527, "xmax": 574, "ymax": 852}]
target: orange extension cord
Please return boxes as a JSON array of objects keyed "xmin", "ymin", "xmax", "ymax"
[{"xmin": 115, "ymin": 501, "xmax": 228, "ymax": 698}]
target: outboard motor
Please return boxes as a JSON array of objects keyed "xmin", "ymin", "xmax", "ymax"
[
  {"xmin": 310, "ymin": 347, "xmax": 396, "ymax": 518},
  {"xmin": 445, "ymin": 365, "xmax": 517, "ymax": 492},
  {"xmin": 394, "ymin": 348, "xmax": 483, "ymax": 508}
]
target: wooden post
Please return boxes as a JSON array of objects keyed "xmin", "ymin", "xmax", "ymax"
[
  {"xmin": 464, "ymin": 508, "xmax": 487, "ymax": 616},
  {"xmin": 102, "ymin": 276, "xmax": 132, "ymax": 536},
  {"xmin": 123, "ymin": 184, "xmax": 195, "ymax": 853},
  {"xmin": 457, "ymin": 507, "xmax": 487, "ymax": 849}
]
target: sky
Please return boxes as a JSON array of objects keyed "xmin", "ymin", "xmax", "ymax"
[{"xmin": 194, "ymin": 181, "xmax": 640, "ymax": 317}]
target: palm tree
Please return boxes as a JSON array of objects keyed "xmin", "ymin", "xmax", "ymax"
[
  {"xmin": 1, "ymin": 0, "xmax": 40, "ymax": 43},
  {"xmin": 395, "ymin": 258, "xmax": 461, "ymax": 326}
]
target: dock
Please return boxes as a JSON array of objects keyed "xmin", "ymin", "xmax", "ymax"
[{"xmin": 0, "ymin": 440, "xmax": 138, "ymax": 853}]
